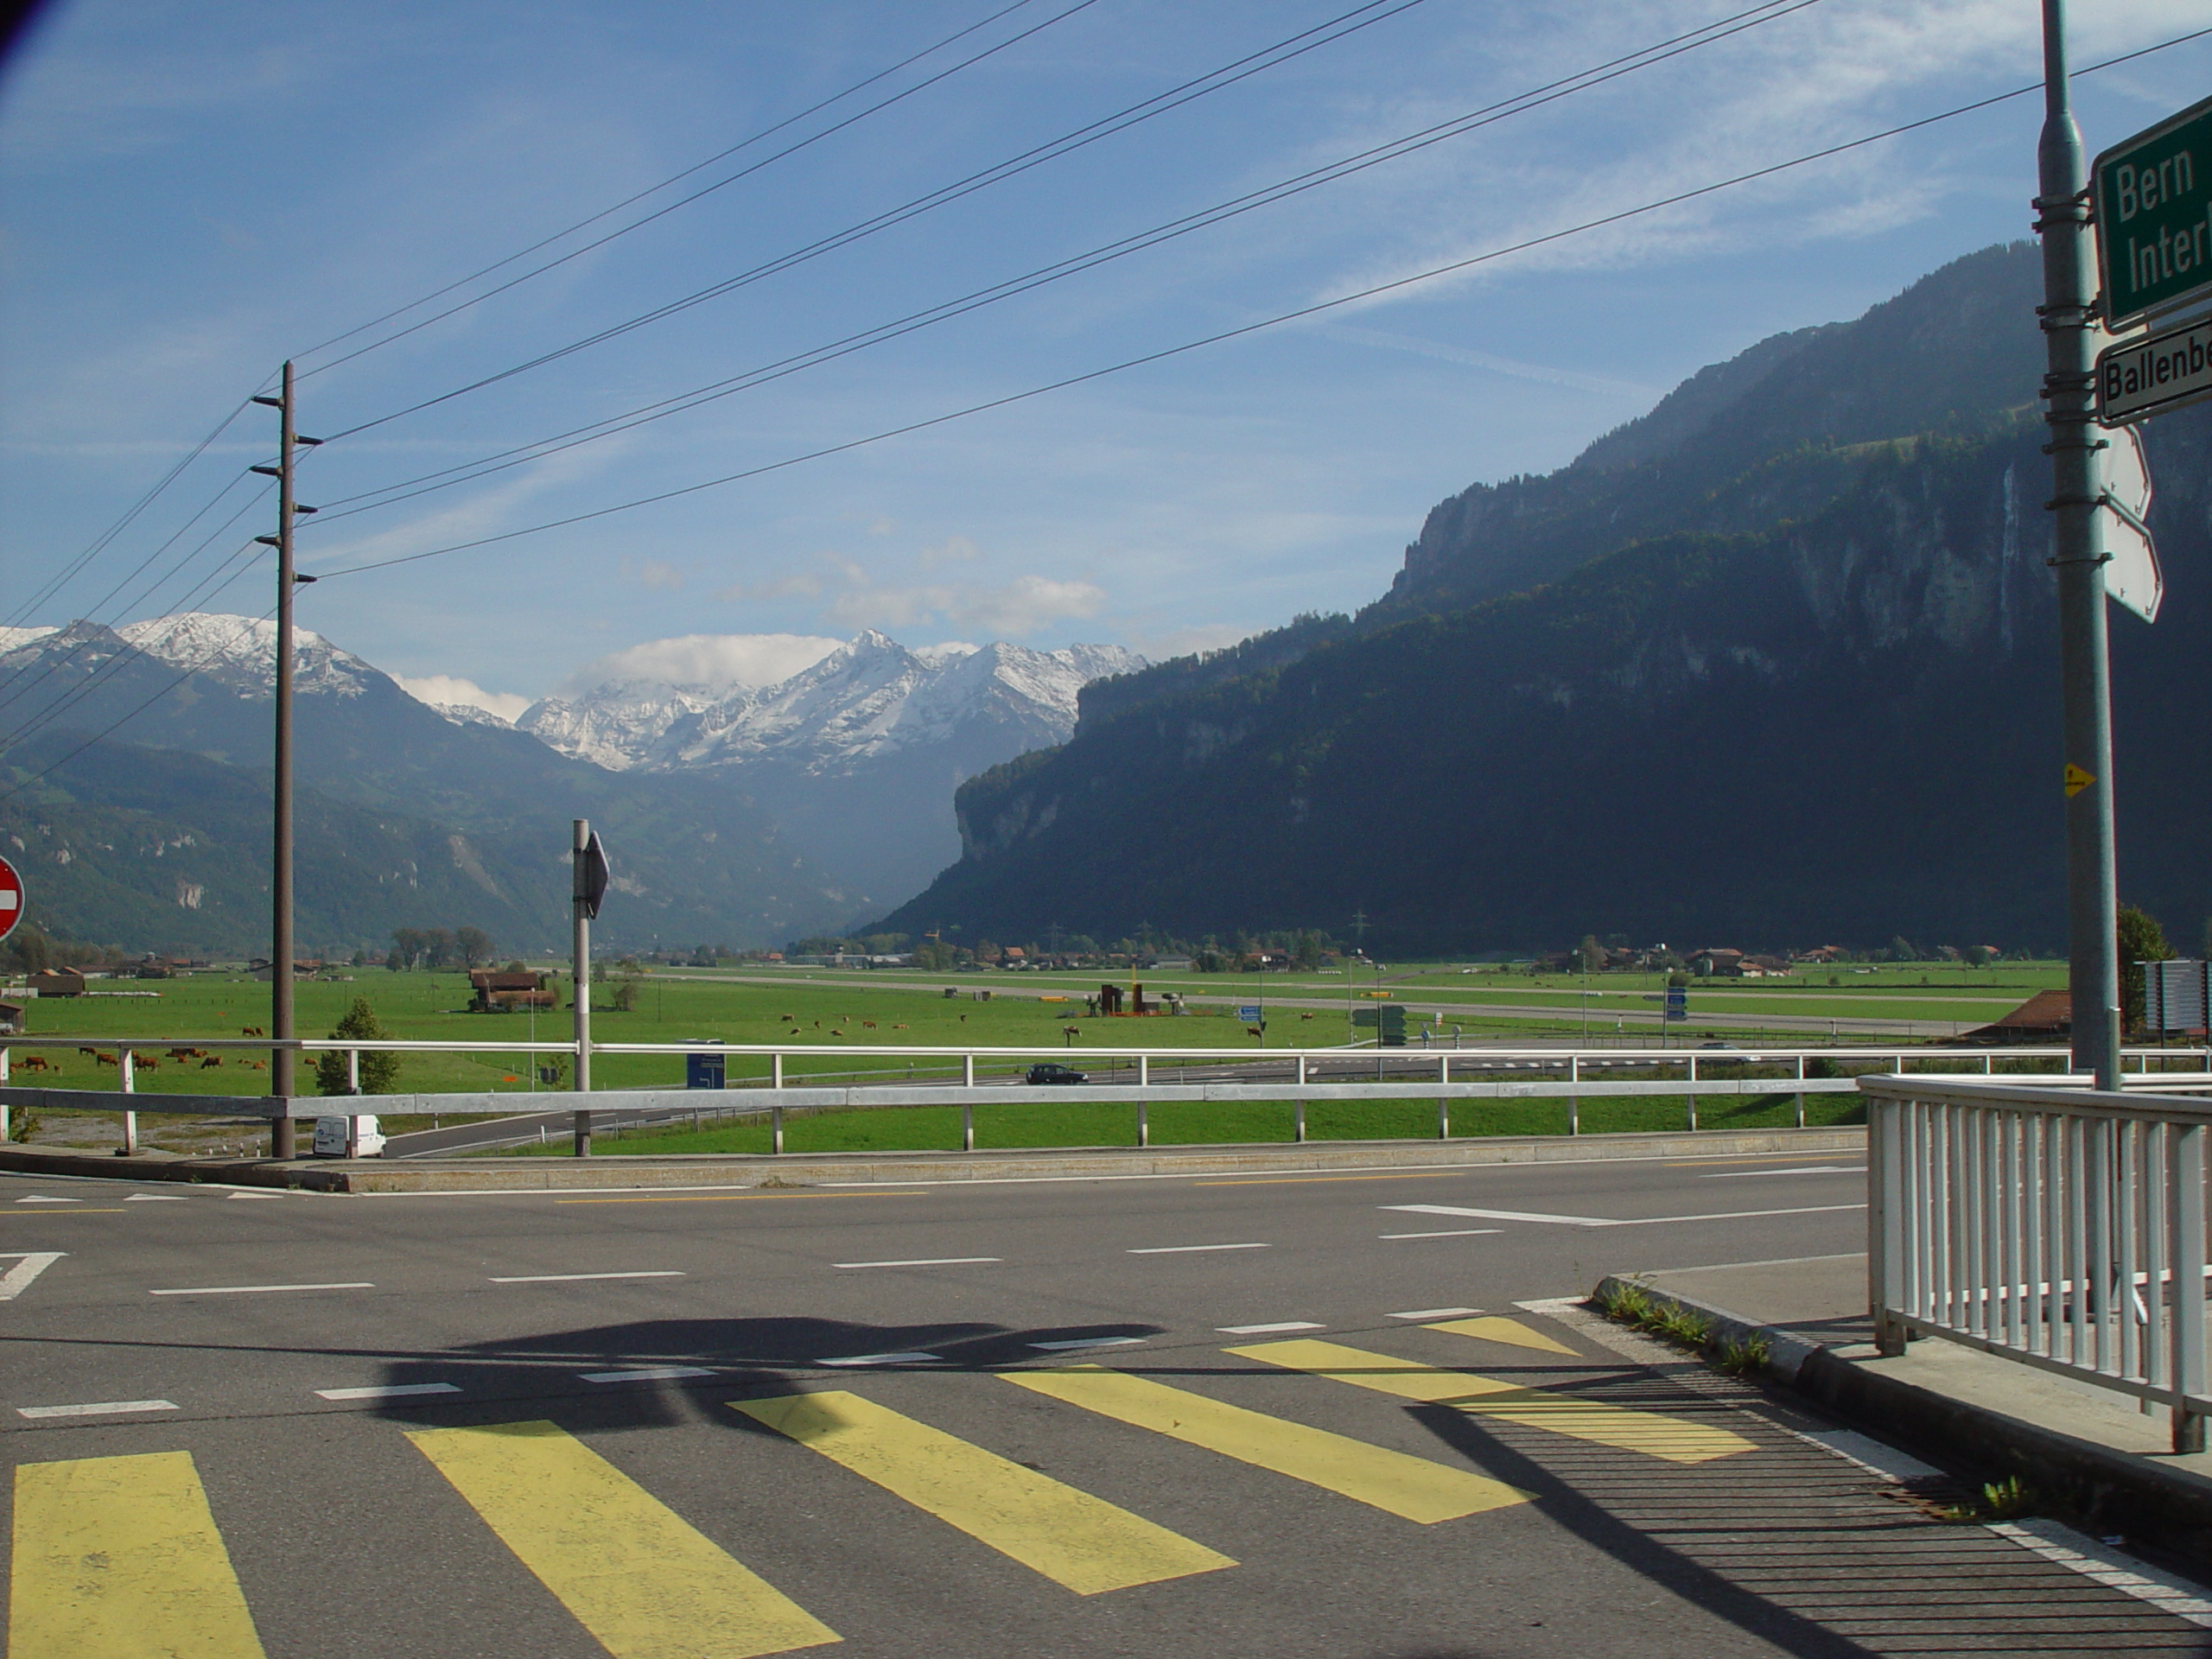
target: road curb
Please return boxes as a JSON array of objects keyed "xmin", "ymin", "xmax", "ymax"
[
  {"xmin": 1595, "ymin": 1272, "xmax": 2212, "ymax": 1567},
  {"xmin": 0, "ymin": 1124, "xmax": 1864, "ymax": 1192}
]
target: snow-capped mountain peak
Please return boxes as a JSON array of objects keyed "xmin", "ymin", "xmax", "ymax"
[{"xmin": 114, "ymin": 613, "xmax": 379, "ymax": 698}]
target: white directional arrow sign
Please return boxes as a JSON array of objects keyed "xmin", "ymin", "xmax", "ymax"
[{"xmin": 2102, "ymin": 423, "xmax": 2162, "ymax": 623}]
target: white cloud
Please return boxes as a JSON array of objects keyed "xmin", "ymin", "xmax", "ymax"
[
  {"xmin": 824, "ymin": 573, "xmax": 1105, "ymax": 637},
  {"xmin": 393, "ymin": 673, "xmax": 532, "ymax": 723},
  {"xmin": 558, "ymin": 632, "xmax": 843, "ymax": 694}
]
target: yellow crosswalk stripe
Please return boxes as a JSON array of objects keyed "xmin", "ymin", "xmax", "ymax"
[
  {"xmin": 1001, "ymin": 1364, "xmax": 1529, "ymax": 1522},
  {"xmin": 1424, "ymin": 1316, "xmax": 1580, "ymax": 1356},
  {"xmin": 11, "ymin": 1450, "xmax": 266, "ymax": 1659},
  {"xmin": 406, "ymin": 1420, "xmax": 839, "ymax": 1659},
  {"xmin": 732, "ymin": 1390, "xmax": 1234, "ymax": 1594},
  {"xmin": 1226, "ymin": 1339, "xmax": 1753, "ymax": 1465}
]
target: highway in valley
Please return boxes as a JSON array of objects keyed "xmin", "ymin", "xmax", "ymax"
[{"xmin": 4, "ymin": 1149, "xmax": 2205, "ymax": 1656}]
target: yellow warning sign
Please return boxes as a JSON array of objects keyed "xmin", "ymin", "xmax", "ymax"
[{"xmin": 2064, "ymin": 763, "xmax": 2095, "ymax": 798}]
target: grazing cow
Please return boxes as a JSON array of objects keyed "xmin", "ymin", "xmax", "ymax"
[
  {"xmin": 133, "ymin": 1055, "xmax": 159, "ymax": 1071},
  {"xmin": 861, "ymin": 1020, "xmax": 877, "ymax": 1029},
  {"xmin": 959, "ymin": 1014, "xmax": 968, "ymax": 1023},
  {"xmin": 94, "ymin": 1052, "xmax": 118, "ymax": 1067},
  {"xmin": 780, "ymin": 1014, "xmax": 796, "ymax": 1022},
  {"xmin": 813, "ymin": 1020, "xmax": 822, "ymax": 1029},
  {"xmin": 245, "ymin": 1059, "xmax": 268, "ymax": 1071},
  {"xmin": 241, "ymin": 1026, "xmax": 265, "ymax": 1038},
  {"xmin": 829, "ymin": 1029, "xmax": 845, "ymax": 1038},
  {"xmin": 19, "ymin": 1054, "xmax": 50, "ymax": 1072},
  {"xmin": 1300, "ymin": 1012, "xmax": 1316, "ymax": 1021},
  {"xmin": 200, "ymin": 1055, "xmax": 224, "ymax": 1069},
  {"xmin": 78, "ymin": 1046, "xmax": 99, "ymax": 1058},
  {"xmin": 1062, "ymin": 1026, "xmax": 1081, "ymax": 1040},
  {"xmin": 892, "ymin": 1023, "xmax": 909, "ymax": 1030},
  {"xmin": 1245, "ymin": 1027, "xmax": 1263, "ymax": 1039}
]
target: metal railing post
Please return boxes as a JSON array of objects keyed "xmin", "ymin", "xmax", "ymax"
[
  {"xmin": 1871, "ymin": 1092, "xmax": 1907, "ymax": 1355},
  {"xmin": 2172, "ymin": 1120, "xmax": 2207, "ymax": 1452},
  {"xmin": 1137, "ymin": 1055, "xmax": 1149, "ymax": 1088},
  {"xmin": 1795, "ymin": 1054, "xmax": 1807, "ymax": 1128},
  {"xmin": 1136, "ymin": 1100, "xmax": 1148, "ymax": 1148},
  {"xmin": 347, "ymin": 1046, "xmax": 360, "ymax": 1095},
  {"xmin": 963, "ymin": 1101, "xmax": 975, "ymax": 1153},
  {"xmin": 118, "ymin": 1049, "xmax": 137, "ymax": 1155},
  {"xmin": 1687, "ymin": 1052, "xmax": 1698, "ymax": 1131},
  {"xmin": 771, "ymin": 1104, "xmax": 785, "ymax": 1156},
  {"xmin": 1437, "ymin": 1097, "xmax": 1449, "ymax": 1140}
]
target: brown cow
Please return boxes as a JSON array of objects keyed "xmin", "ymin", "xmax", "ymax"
[
  {"xmin": 200, "ymin": 1055, "xmax": 224, "ymax": 1068},
  {"xmin": 93, "ymin": 1052, "xmax": 118, "ymax": 1067},
  {"xmin": 241, "ymin": 1026, "xmax": 266, "ymax": 1038},
  {"xmin": 18, "ymin": 1054, "xmax": 51, "ymax": 1072},
  {"xmin": 1300, "ymin": 1012, "xmax": 1317, "ymax": 1020},
  {"xmin": 1245, "ymin": 1027, "xmax": 1263, "ymax": 1039},
  {"xmin": 861, "ymin": 1020, "xmax": 877, "ymax": 1029}
]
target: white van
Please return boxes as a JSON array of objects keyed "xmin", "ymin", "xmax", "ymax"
[{"xmin": 311, "ymin": 1116, "xmax": 386, "ymax": 1158}]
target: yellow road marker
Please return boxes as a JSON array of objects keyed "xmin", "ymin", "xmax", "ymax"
[
  {"xmin": 1424, "ymin": 1316, "xmax": 1580, "ymax": 1357},
  {"xmin": 407, "ymin": 1421, "xmax": 838, "ymax": 1658},
  {"xmin": 11, "ymin": 1450, "xmax": 266, "ymax": 1658},
  {"xmin": 732, "ymin": 1390, "xmax": 1233, "ymax": 1594},
  {"xmin": 1227, "ymin": 1340, "xmax": 1751, "ymax": 1465},
  {"xmin": 1001, "ymin": 1364, "xmax": 1527, "ymax": 1522}
]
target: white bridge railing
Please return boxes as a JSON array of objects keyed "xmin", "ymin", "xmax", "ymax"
[{"xmin": 1864, "ymin": 1073, "xmax": 2212, "ymax": 1453}]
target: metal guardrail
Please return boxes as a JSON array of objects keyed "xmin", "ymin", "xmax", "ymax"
[{"xmin": 1863, "ymin": 1072, "xmax": 2212, "ymax": 1453}]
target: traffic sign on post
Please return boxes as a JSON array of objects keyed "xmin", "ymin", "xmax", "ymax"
[
  {"xmin": 0, "ymin": 854, "xmax": 20, "ymax": 944},
  {"xmin": 2095, "ymin": 93, "xmax": 2212, "ymax": 327}
]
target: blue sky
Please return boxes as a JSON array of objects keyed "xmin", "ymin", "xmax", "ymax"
[{"xmin": 3, "ymin": 0, "xmax": 2208, "ymax": 713}]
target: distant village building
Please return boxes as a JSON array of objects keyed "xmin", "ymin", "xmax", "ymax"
[
  {"xmin": 0, "ymin": 1000, "xmax": 22, "ymax": 1033},
  {"xmin": 468, "ymin": 969, "xmax": 556, "ymax": 1012},
  {"xmin": 1691, "ymin": 950, "xmax": 1745, "ymax": 977},
  {"xmin": 1955, "ymin": 989, "xmax": 2071, "ymax": 1046},
  {"xmin": 26, "ymin": 969, "xmax": 84, "ymax": 998}
]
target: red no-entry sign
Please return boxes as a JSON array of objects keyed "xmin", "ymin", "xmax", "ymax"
[{"xmin": 0, "ymin": 854, "xmax": 22, "ymax": 944}]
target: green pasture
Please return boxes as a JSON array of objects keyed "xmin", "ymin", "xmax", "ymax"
[{"xmin": 498, "ymin": 1088, "xmax": 1875, "ymax": 1158}]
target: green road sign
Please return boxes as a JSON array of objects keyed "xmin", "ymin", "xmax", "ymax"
[{"xmin": 2095, "ymin": 94, "xmax": 2212, "ymax": 327}]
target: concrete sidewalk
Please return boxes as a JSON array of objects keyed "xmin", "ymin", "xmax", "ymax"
[{"xmin": 1607, "ymin": 1252, "xmax": 2212, "ymax": 1567}]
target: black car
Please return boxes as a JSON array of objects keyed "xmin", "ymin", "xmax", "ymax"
[{"xmin": 1026, "ymin": 1062, "xmax": 1089, "ymax": 1085}]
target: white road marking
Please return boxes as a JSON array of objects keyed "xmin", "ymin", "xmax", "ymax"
[
  {"xmin": 579, "ymin": 1366, "xmax": 717, "ymax": 1383},
  {"xmin": 833, "ymin": 1256, "xmax": 1001, "ymax": 1269},
  {"xmin": 1382, "ymin": 1202, "xmax": 1866, "ymax": 1228},
  {"xmin": 489, "ymin": 1270, "xmax": 686, "ymax": 1283},
  {"xmin": 1378, "ymin": 1229, "xmax": 1503, "ymax": 1240},
  {"xmin": 1029, "ymin": 1337, "xmax": 1147, "ymax": 1351},
  {"xmin": 16, "ymin": 1196, "xmax": 78, "ymax": 1205},
  {"xmin": 1993, "ymin": 1520, "xmax": 2212, "ymax": 1629},
  {"xmin": 1389, "ymin": 1306, "xmax": 1481, "ymax": 1320},
  {"xmin": 17, "ymin": 1399, "xmax": 178, "ymax": 1419},
  {"xmin": 0, "ymin": 1252, "xmax": 65, "ymax": 1301},
  {"xmin": 226, "ymin": 1192, "xmax": 287, "ymax": 1200},
  {"xmin": 315, "ymin": 1382, "xmax": 461, "ymax": 1401},
  {"xmin": 152, "ymin": 1281, "xmax": 375, "ymax": 1296},
  {"xmin": 1216, "ymin": 1322, "xmax": 1323, "ymax": 1335},
  {"xmin": 817, "ymin": 1351, "xmax": 940, "ymax": 1367},
  {"xmin": 1700, "ymin": 1166, "xmax": 1866, "ymax": 1179},
  {"xmin": 124, "ymin": 1193, "xmax": 192, "ymax": 1201},
  {"xmin": 1128, "ymin": 1243, "xmax": 1270, "ymax": 1255}
]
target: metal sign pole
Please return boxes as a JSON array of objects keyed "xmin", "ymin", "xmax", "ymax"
[
  {"xmin": 572, "ymin": 817, "xmax": 592, "ymax": 1156},
  {"xmin": 2037, "ymin": 0, "xmax": 2123, "ymax": 1090}
]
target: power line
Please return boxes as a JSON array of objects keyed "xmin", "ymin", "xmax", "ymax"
[
  {"xmin": 315, "ymin": 0, "xmax": 1436, "ymax": 439},
  {"xmin": 311, "ymin": 23, "xmax": 2212, "ymax": 585},
  {"xmin": 5, "ymin": 396, "xmax": 256, "ymax": 631},
  {"xmin": 308, "ymin": 0, "xmax": 1822, "ymax": 522},
  {"xmin": 288, "ymin": 0, "xmax": 1051, "ymax": 365},
  {"xmin": 0, "ymin": 601, "xmax": 276, "ymax": 807},
  {"xmin": 296, "ymin": 0, "xmax": 1109, "ymax": 381}
]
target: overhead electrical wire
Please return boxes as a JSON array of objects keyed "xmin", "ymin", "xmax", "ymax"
[
  {"xmin": 309, "ymin": 22, "xmax": 2212, "ymax": 586},
  {"xmin": 295, "ymin": 0, "xmax": 1110, "ymax": 380},
  {"xmin": 308, "ymin": 0, "xmax": 1826, "ymax": 522},
  {"xmin": 289, "ymin": 0, "xmax": 1054, "ymax": 365},
  {"xmin": 315, "ymin": 0, "xmax": 1436, "ymax": 433},
  {"xmin": 8, "ymin": 0, "xmax": 1073, "ymax": 652},
  {"xmin": 4, "ymin": 396, "xmax": 257, "ymax": 631}
]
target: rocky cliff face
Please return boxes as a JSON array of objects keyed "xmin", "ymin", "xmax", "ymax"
[{"xmin": 877, "ymin": 245, "xmax": 2210, "ymax": 953}]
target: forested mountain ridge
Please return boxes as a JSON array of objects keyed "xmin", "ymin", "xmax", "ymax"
[{"xmin": 877, "ymin": 245, "xmax": 2210, "ymax": 954}]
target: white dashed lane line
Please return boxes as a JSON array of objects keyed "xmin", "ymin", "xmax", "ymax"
[
  {"xmin": 488, "ymin": 1271, "xmax": 686, "ymax": 1283},
  {"xmin": 152, "ymin": 1282, "xmax": 376, "ymax": 1297},
  {"xmin": 1128, "ymin": 1243, "xmax": 1269, "ymax": 1255},
  {"xmin": 580, "ymin": 1367, "xmax": 717, "ymax": 1383},
  {"xmin": 833, "ymin": 1257, "xmax": 1001, "ymax": 1269},
  {"xmin": 315, "ymin": 1383, "xmax": 461, "ymax": 1402},
  {"xmin": 1217, "ymin": 1322, "xmax": 1324, "ymax": 1335},
  {"xmin": 16, "ymin": 1400, "xmax": 178, "ymax": 1419}
]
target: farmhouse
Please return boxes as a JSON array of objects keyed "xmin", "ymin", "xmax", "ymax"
[{"xmin": 469, "ymin": 969, "xmax": 556, "ymax": 1012}]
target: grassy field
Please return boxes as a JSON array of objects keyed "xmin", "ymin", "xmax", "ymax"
[
  {"xmin": 0, "ymin": 957, "xmax": 2075, "ymax": 1153},
  {"xmin": 498, "ymin": 1088, "xmax": 1874, "ymax": 1158}
]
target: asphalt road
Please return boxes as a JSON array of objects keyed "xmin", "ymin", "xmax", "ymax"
[{"xmin": 3, "ymin": 1152, "xmax": 2205, "ymax": 1657}]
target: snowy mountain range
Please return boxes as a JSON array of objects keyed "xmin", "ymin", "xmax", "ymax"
[
  {"xmin": 514, "ymin": 632, "xmax": 1140, "ymax": 775},
  {"xmin": 4, "ymin": 613, "xmax": 1141, "ymax": 919}
]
